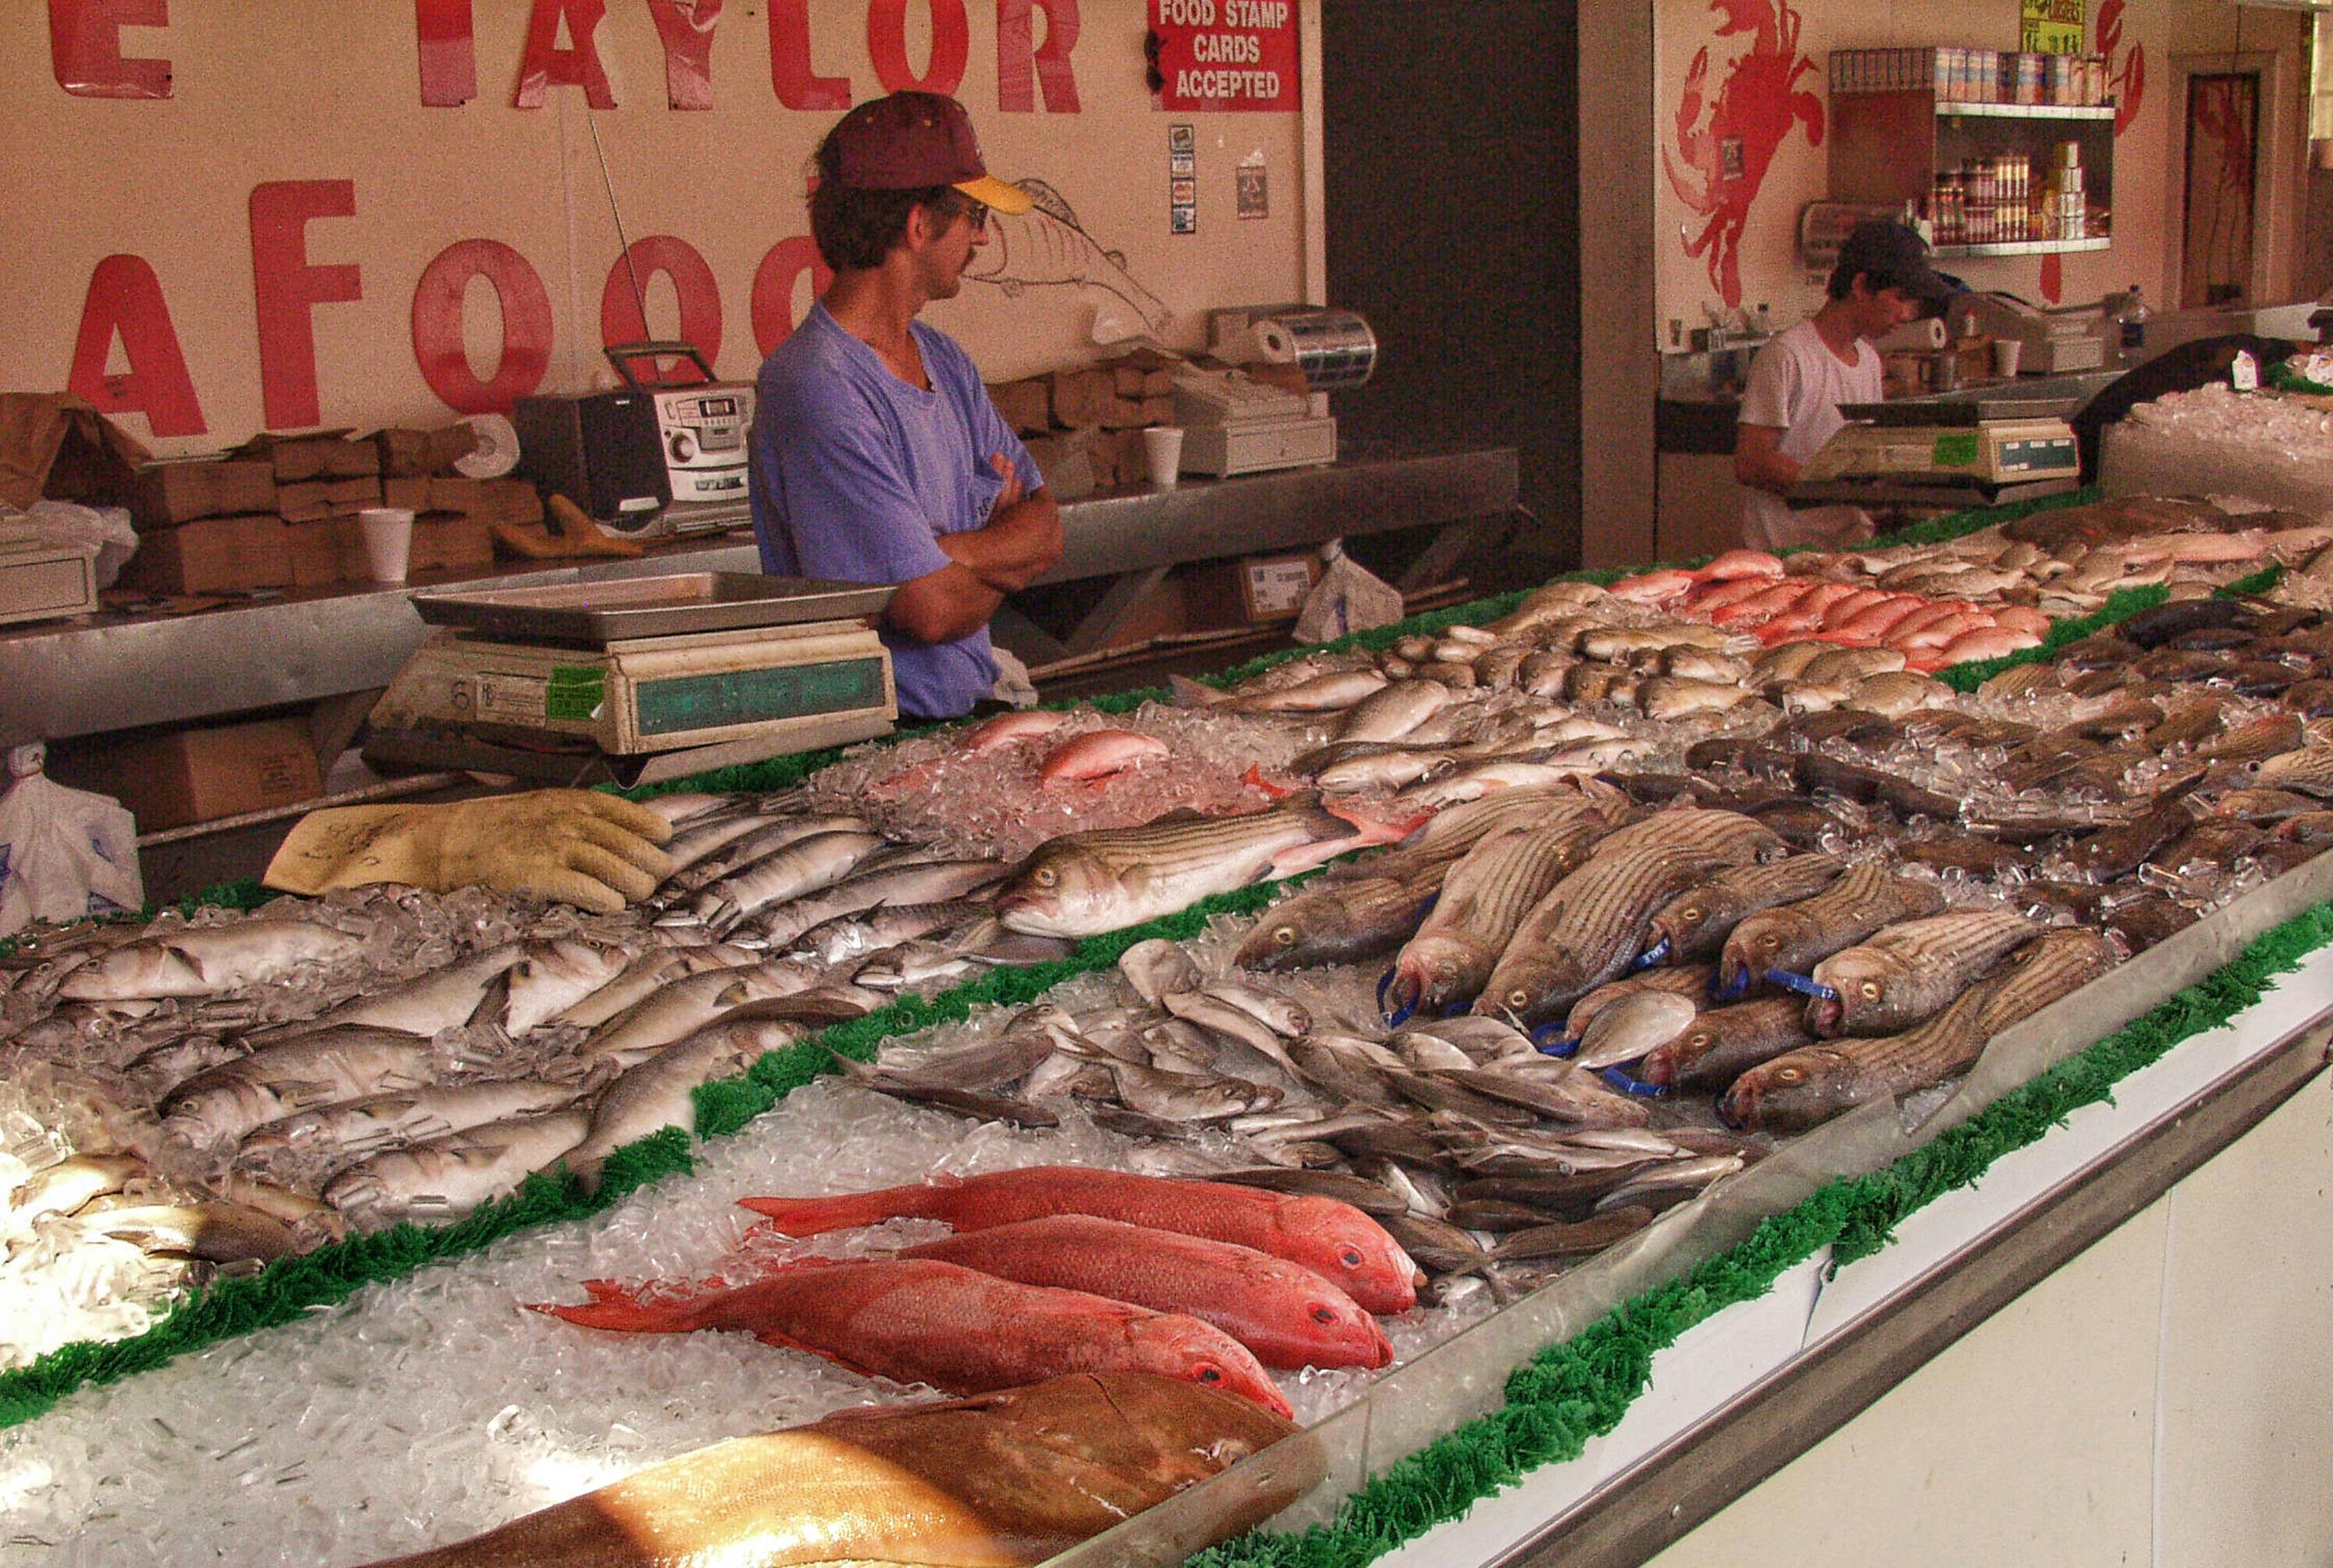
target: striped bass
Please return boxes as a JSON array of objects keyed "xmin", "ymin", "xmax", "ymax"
[
  {"xmin": 1807, "ymin": 908, "xmax": 2044, "ymax": 1037},
  {"xmin": 1232, "ymin": 871, "xmax": 1439, "ymax": 972},
  {"xmin": 993, "ymin": 792, "xmax": 1397, "ymax": 939},
  {"xmin": 1646, "ymin": 853, "xmax": 1845, "ymax": 965},
  {"xmin": 1384, "ymin": 815, "xmax": 1611, "ymax": 1017},
  {"xmin": 1717, "ymin": 862, "xmax": 1947, "ymax": 999},
  {"xmin": 1637, "ymin": 996, "xmax": 1816, "ymax": 1094},
  {"xmin": 1475, "ymin": 842, "xmax": 1745, "ymax": 1027},
  {"xmin": 1724, "ymin": 928, "xmax": 2115, "ymax": 1133}
]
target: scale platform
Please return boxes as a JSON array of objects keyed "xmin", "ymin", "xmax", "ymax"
[
  {"xmin": 365, "ymin": 573, "xmax": 898, "ymax": 787},
  {"xmin": 1792, "ymin": 405, "xmax": 2082, "ymax": 509}
]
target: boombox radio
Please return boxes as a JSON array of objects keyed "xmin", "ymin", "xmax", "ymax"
[{"xmin": 512, "ymin": 343, "xmax": 756, "ymax": 540}]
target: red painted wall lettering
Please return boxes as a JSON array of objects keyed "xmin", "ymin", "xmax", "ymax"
[
  {"xmin": 997, "ymin": 0, "xmax": 1079, "ymax": 112},
  {"xmin": 67, "ymin": 255, "xmax": 205, "ymax": 437},
  {"xmin": 513, "ymin": 0, "xmax": 617, "ymax": 108},
  {"xmin": 411, "ymin": 240, "xmax": 553, "ymax": 413},
  {"xmin": 603, "ymin": 237, "xmax": 723, "ymax": 383},
  {"xmin": 49, "ymin": 0, "xmax": 172, "ymax": 99},
  {"xmin": 646, "ymin": 0, "xmax": 721, "ymax": 110},
  {"xmin": 415, "ymin": 0, "xmax": 477, "ymax": 107},
  {"xmin": 249, "ymin": 181, "xmax": 362, "ymax": 431},
  {"xmin": 869, "ymin": 0, "xmax": 969, "ymax": 95},
  {"xmin": 769, "ymin": 0, "xmax": 851, "ymax": 110},
  {"xmin": 751, "ymin": 237, "xmax": 835, "ymax": 354}
]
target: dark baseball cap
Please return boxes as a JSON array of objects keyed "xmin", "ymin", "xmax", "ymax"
[
  {"xmin": 1835, "ymin": 220, "xmax": 1955, "ymax": 312},
  {"xmin": 826, "ymin": 91, "xmax": 1032, "ymax": 215}
]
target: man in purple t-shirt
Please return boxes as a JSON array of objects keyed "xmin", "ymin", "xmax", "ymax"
[{"xmin": 749, "ymin": 92, "xmax": 1064, "ymax": 721}]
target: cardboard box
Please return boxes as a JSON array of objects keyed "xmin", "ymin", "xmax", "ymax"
[
  {"xmin": 276, "ymin": 479, "xmax": 335, "ymax": 523},
  {"xmin": 0, "ymin": 392, "xmax": 150, "ymax": 510},
  {"xmin": 118, "ymin": 513, "xmax": 293, "ymax": 594},
  {"xmin": 128, "ymin": 460, "xmax": 277, "ymax": 530},
  {"xmin": 1185, "ymin": 551, "xmax": 1323, "ymax": 628},
  {"xmin": 988, "ymin": 377, "xmax": 1053, "ymax": 436},
  {"xmin": 69, "ymin": 719, "xmax": 322, "ymax": 831},
  {"xmin": 410, "ymin": 513, "xmax": 494, "ymax": 575},
  {"xmin": 324, "ymin": 475, "xmax": 383, "ymax": 515},
  {"xmin": 237, "ymin": 431, "xmax": 381, "ymax": 481},
  {"xmin": 288, "ymin": 517, "xmax": 366, "ymax": 587},
  {"xmin": 376, "ymin": 424, "xmax": 478, "ymax": 478}
]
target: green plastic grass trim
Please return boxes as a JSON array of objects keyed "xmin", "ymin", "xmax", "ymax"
[{"xmin": 1187, "ymin": 897, "xmax": 2333, "ymax": 1568}]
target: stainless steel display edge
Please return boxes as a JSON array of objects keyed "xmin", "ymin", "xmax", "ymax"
[
  {"xmin": 1491, "ymin": 1012, "xmax": 2332, "ymax": 1568},
  {"xmin": 1, "ymin": 449, "xmax": 1517, "ymax": 742}
]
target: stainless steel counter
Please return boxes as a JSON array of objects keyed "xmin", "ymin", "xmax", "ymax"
[{"xmin": 1, "ymin": 446, "xmax": 1518, "ymax": 745}]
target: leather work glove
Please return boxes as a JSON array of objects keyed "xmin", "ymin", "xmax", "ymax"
[{"xmin": 264, "ymin": 790, "xmax": 674, "ymax": 914}]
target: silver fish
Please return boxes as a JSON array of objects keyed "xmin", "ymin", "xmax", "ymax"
[
  {"xmin": 656, "ymin": 812, "xmax": 876, "ymax": 901},
  {"xmin": 752, "ymin": 856, "xmax": 1004, "ymax": 948},
  {"xmin": 6, "ymin": 1153, "xmax": 148, "ymax": 1227},
  {"xmin": 162, "ymin": 1027, "xmax": 442, "ymax": 1146},
  {"xmin": 1216, "ymin": 668, "xmax": 1390, "ymax": 712},
  {"xmin": 325, "ymin": 1107, "xmax": 594, "ymax": 1228},
  {"xmin": 239, "ymin": 1078, "xmax": 583, "ymax": 1167},
  {"xmin": 826, "ymin": 1053, "xmax": 1060, "ymax": 1128},
  {"xmin": 565, "ymin": 1005, "xmax": 810, "ymax": 1189},
  {"xmin": 58, "ymin": 921, "xmax": 368, "ymax": 1001},
  {"xmin": 690, "ymin": 830, "xmax": 891, "ymax": 933},
  {"xmin": 567, "ymin": 958, "xmax": 819, "ymax": 1067},
  {"xmin": 1197, "ymin": 977, "xmax": 1310, "ymax": 1037},
  {"xmin": 1591, "ymin": 1154, "xmax": 1744, "ymax": 1214},
  {"xmin": 1104, "ymin": 1059, "xmax": 1282, "ymax": 1122},
  {"xmin": 1335, "ymin": 680, "xmax": 1451, "ymax": 744},
  {"xmin": 1573, "ymin": 990, "xmax": 1697, "ymax": 1070},
  {"xmin": 271, "ymin": 944, "xmax": 528, "ymax": 1037},
  {"xmin": 74, "ymin": 1199, "xmax": 303, "ymax": 1262},
  {"xmin": 1117, "ymin": 938, "xmax": 1205, "ymax": 1005},
  {"xmin": 1159, "ymin": 987, "xmax": 1302, "ymax": 1081},
  {"xmin": 1315, "ymin": 749, "xmax": 1457, "ymax": 793}
]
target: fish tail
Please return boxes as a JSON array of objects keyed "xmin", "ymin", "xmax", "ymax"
[
  {"xmin": 1324, "ymin": 797, "xmax": 1437, "ymax": 846},
  {"xmin": 735, "ymin": 1180, "xmax": 951, "ymax": 1234},
  {"xmin": 530, "ymin": 1281, "xmax": 692, "ymax": 1334},
  {"xmin": 1243, "ymin": 764, "xmax": 1298, "ymax": 800}
]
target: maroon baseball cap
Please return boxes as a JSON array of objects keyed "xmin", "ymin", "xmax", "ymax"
[{"xmin": 826, "ymin": 91, "xmax": 1032, "ymax": 215}]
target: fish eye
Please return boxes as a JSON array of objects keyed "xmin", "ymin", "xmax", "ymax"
[
  {"xmin": 1505, "ymin": 990, "xmax": 1530, "ymax": 1011},
  {"xmin": 1312, "ymin": 1304, "xmax": 1337, "ymax": 1324},
  {"xmin": 1859, "ymin": 981, "xmax": 1880, "ymax": 999},
  {"xmin": 1689, "ymin": 1030, "xmax": 1713, "ymax": 1048},
  {"xmin": 1681, "ymin": 904, "xmax": 1703, "ymax": 921},
  {"xmin": 1032, "ymin": 867, "xmax": 1057, "ymax": 887},
  {"xmin": 1197, "ymin": 1365, "xmax": 1224, "ymax": 1383},
  {"xmin": 1759, "ymin": 933, "xmax": 1779, "ymax": 949},
  {"xmin": 1272, "ymin": 927, "xmax": 1296, "ymax": 947},
  {"xmin": 1338, "ymin": 1246, "xmax": 1364, "ymax": 1267},
  {"xmin": 1776, "ymin": 1067, "xmax": 1803, "ymax": 1083}
]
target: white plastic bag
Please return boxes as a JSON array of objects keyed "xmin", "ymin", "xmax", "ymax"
[
  {"xmin": 22, "ymin": 500, "xmax": 137, "ymax": 588},
  {"xmin": 0, "ymin": 744, "xmax": 143, "ymax": 938},
  {"xmin": 1294, "ymin": 540, "xmax": 1405, "ymax": 644}
]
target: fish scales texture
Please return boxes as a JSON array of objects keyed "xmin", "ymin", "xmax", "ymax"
[
  {"xmin": 326, "ymin": 1108, "xmax": 592, "ymax": 1228},
  {"xmin": 162, "ymin": 1028, "xmax": 442, "ymax": 1146},
  {"xmin": 1718, "ymin": 862, "xmax": 1948, "ymax": 996},
  {"xmin": 900, "ymin": 1214, "xmax": 1391, "ymax": 1369},
  {"xmin": 1388, "ymin": 819, "xmax": 1604, "ymax": 1015},
  {"xmin": 535, "ymin": 1256, "xmax": 1291, "ymax": 1417},
  {"xmin": 354, "ymin": 1371, "xmax": 1301, "ymax": 1568},
  {"xmin": 1724, "ymin": 928, "xmax": 2116, "ymax": 1133},
  {"xmin": 1808, "ymin": 909, "xmax": 2044, "ymax": 1037},
  {"xmin": 993, "ymin": 794, "xmax": 1360, "ymax": 939},
  {"xmin": 57, "ymin": 921, "xmax": 367, "ymax": 1001},
  {"xmin": 737, "ymin": 1165, "xmax": 1421, "ymax": 1314},
  {"xmin": 1640, "ymin": 997, "xmax": 1816, "ymax": 1093},
  {"xmin": 1235, "ymin": 872, "xmax": 1438, "ymax": 971},
  {"xmin": 1649, "ymin": 853, "xmax": 1844, "ymax": 962}
]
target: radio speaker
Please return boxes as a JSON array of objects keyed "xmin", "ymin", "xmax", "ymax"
[{"xmin": 511, "ymin": 391, "xmax": 672, "ymax": 534}]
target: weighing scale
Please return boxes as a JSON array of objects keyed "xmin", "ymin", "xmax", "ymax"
[
  {"xmin": 1791, "ymin": 399, "xmax": 2083, "ymax": 508},
  {"xmin": 364, "ymin": 573, "xmax": 898, "ymax": 787}
]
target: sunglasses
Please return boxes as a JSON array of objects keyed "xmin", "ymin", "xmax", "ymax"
[{"xmin": 932, "ymin": 194, "xmax": 989, "ymax": 233}]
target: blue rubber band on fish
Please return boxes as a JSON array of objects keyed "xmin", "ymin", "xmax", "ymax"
[
  {"xmin": 1530, "ymin": 1021, "xmax": 1580, "ymax": 1058},
  {"xmin": 1762, "ymin": 967, "xmax": 1840, "ymax": 1003},
  {"xmin": 1630, "ymin": 936, "xmax": 1673, "ymax": 971},
  {"xmin": 1599, "ymin": 1065, "xmax": 1670, "ymax": 1098},
  {"xmin": 1709, "ymin": 967, "xmax": 1753, "ymax": 1003},
  {"xmin": 1378, "ymin": 969, "xmax": 1417, "ymax": 1028}
]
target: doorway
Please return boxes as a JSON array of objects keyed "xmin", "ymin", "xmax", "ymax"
[{"xmin": 2182, "ymin": 72, "xmax": 2261, "ymax": 308}]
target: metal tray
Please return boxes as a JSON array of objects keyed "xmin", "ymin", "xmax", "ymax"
[{"xmin": 410, "ymin": 572, "xmax": 894, "ymax": 647}]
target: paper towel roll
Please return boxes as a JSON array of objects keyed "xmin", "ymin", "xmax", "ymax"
[
  {"xmin": 453, "ymin": 412, "xmax": 521, "ymax": 478},
  {"xmin": 1877, "ymin": 317, "xmax": 1950, "ymax": 353},
  {"xmin": 1254, "ymin": 308, "xmax": 1378, "ymax": 390}
]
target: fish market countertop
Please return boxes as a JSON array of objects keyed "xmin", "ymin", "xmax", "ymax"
[{"xmin": 0, "ymin": 444, "xmax": 1516, "ymax": 745}]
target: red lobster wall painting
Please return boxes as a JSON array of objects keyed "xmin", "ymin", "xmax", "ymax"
[{"xmin": 1663, "ymin": 0, "xmax": 1823, "ymax": 309}]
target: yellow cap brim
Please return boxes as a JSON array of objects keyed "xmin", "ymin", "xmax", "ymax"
[{"xmin": 955, "ymin": 174, "xmax": 1033, "ymax": 215}]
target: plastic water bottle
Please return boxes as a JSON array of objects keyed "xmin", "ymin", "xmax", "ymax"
[{"xmin": 2115, "ymin": 283, "xmax": 2152, "ymax": 365}]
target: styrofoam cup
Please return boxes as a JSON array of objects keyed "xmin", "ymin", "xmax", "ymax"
[
  {"xmin": 1991, "ymin": 339, "xmax": 2023, "ymax": 378},
  {"xmin": 1142, "ymin": 426, "xmax": 1185, "ymax": 489},
  {"xmin": 357, "ymin": 506, "xmax": 415, "ymax": 583}
]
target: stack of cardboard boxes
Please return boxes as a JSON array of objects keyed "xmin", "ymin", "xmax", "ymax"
[
  {"xmin": 119, "ymin": 429, "xmax": 544, "ymax": 594},
  {"xmin": 987, "ymin": 349, "xmax": 1180, "ymax": 500}
]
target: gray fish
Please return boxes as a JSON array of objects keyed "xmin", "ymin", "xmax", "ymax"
[
  {"xmin": 1717, "ymin": 862, "xmax": 1948, "ymax": 999},
  {"xmin": 1389, "ymin": 1069, "xmax": 1541, "ymax": 1128},
  {"xmin": 690, "ymin": 830, "xmax": 891, "ymax": 933},
  {"xmin": 574, "ymin": 958, "xmax": 823, "ymax": 1067},
  {"xmin": 1591, "ymin": 1154, "xmax": 1744, "ymax": 1214},
  {"xmin": 1489, "ymin": 1206, "xmax": 1655, "ymax": 1260},
  {"xmin": 162, "ymin": 1027, "xmax": 442, "ymax": 1146},
  {"xmin": 1315, "ymin": 749, "xmax": 1457, "ymax": 793},
  {"xmin": 1117, "ymin": 937, "xmax": 1204, "ymax": 1004},
  {"xmin": 1197, "ymin": 978, "xmax": 1310, "ymax": 1038},
  {"xmin": 266, "ymin": 944, "xmax": 528, "ymax": 1037},
  {"xmin": 657, "ymin": 812, "xmax": 876, "ymax": 900},
  {"xmin": 565, "ymin": 1003, "xmax": 811, "ymax": 1190},
  {"xmin": 1563, "ymin": 965, "xmax": 1718, "ymax": 1040},
  {"xmin": 1159, "ymin": 988, "xmax": 1303, "ymax": 1082},
  {"xmin": 656, "ymin": 808, "xmax": 789, "ymax": 883},
  {"xmin": 501, "ymin": 939, "xmax": 633, "ymax": 1036},
  {"xmin": 1210, "ymin": 1166, "xmax": 1408, "ymax": 1215},
  {"xmin": 1283, "ymin": 1036, "xmax": 1404, "ymax": 1108},
  {"xmin": 1396, "ymin": 1015, "xmax": 1538, "ymax": 1065},
  {"xmin": 1807, "ymin": 909, "xmax": 2043, "ymax": 1037},
  {"xmin": 239, "ymin": 1078, "xmax": 584, "ymax": 1168},
  {"xmin": 325, "ymin": 1107, "xmax": 594, "ymax": 1228},
  {"xmin": 1104, "ymin": 1059, "xmax": 1281, "ymax": 1122},
  {"xmin": 1573, "ymin": 990, "xmax": 1697, "ymax": 1070},
  {"xmin": 551, "ymin": 947, "xmax": 754, "ymax": 1031},
  {"xmin": 7, "ymin": 1153, "xmax": 149, "ymax": 1226},
  {"xmin": 1385, "ymin": 816, "xmax": 1608, "ymax": 1018},
  {"xmin": 994, "ymin": 793, "xmax": 1389, "ymax": 939},
  {"xmin": 1381, "ymin": 1212, "xmax": 1491, "ymax": 1274},
  {"xmin": 58, "ymin": 921, "xmax": 368, "ymax": 1001},
  {"xmin": 827, "ymin": 1053, "xmax": 1060, "ymax": 1128},
  {"xmin": 1335, "ymin": 679, "xmax": 1452, "ymax": 744},
  {"xmin": 74, "ymin": 1199, "xmax": 303, "ymax": 1263},
  {"xmin": 752, "ymin": 856, "xmax": 1005, "ymax": 948},
  {"xmin": 1442, "ymin": 1062, "xmax": 1655, "ymax": 1128},
  {"xmin": 792, "ymin": 900, "xmax": 994, "ymax": 968},
  {"xmin": 1212, "ymin": 667, "xmax": 1390, "ymax": 712}
]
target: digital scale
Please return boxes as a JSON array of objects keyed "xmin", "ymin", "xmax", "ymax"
[
  {"xmin": 1793, "ymin": 399, "xmax": 2082, "ymax": 506},
  {"xmin": 364, "ymin": 574, "xmax": 897, "ymax": 787}
]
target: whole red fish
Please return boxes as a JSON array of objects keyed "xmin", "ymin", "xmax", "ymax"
[
  {"xmin": 534, "ymin": 1256, "xmax": 1292, "ymax": 1417},
  {"xmin": 739, "ymin": 1165, "xmax": 1423, "ymax": 1315},
  {"xmin": 1039, "ymin": 728, "xmax": 1170, "ymax": 787},
  {"xmin": 901, "ymin": 1214, "xmax": 1392, "ymax": 1370}
]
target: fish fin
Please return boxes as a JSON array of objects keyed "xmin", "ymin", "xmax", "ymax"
[
  {"xmin": 753, "ymin": 1329, "xmax": 881, "ymax": 1378},
  {"xmin": 465, "ymin": 969, "xmax": 514, "ymax": 1031},
  {"xmin": 1244, "ymin": 764, "xmax": 1298, "ymax": 801},
  {"xmin": 1169, "ymin": 673, "xmax": 1228, "ymax": 708},
  {"xmin": 530, "ymin": 1289, "xmax": 686, "ymax": 1334}
]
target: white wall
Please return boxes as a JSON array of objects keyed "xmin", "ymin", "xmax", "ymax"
[{"xmin": 1, "ymin": 1, "xmax": 1322, "ymax": 457}]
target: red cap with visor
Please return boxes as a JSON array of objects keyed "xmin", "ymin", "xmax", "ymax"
[{"xmin": 826, "ymin": 91, "xmax": 1032, "ymax": 215}]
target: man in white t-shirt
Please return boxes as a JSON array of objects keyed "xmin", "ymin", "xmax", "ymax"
[{"xmin": 1734, "ymin": 222, "xmax": 1954, "ymax": 551}]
